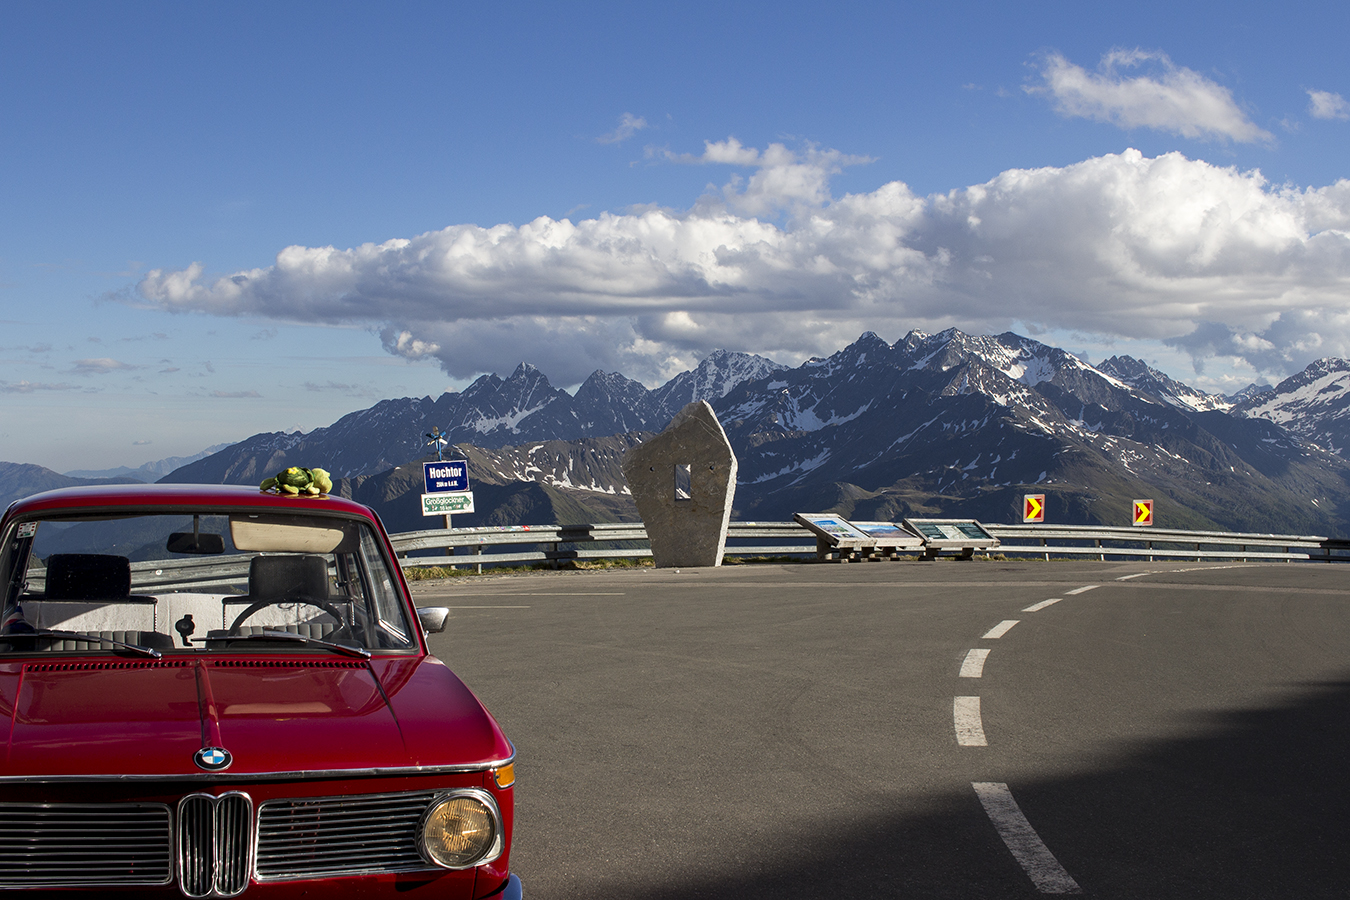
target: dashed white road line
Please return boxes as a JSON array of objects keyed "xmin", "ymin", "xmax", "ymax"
[
  {"xmin": 973, "ymin": 782, "xmax": 1082, "ymax": 894},
  {"xmin": 1064, "ymin": 585, "xmax": 1098, "ymax": 595},
  {"xmin": 1022, "ymin": 598, "xmax": 1061, "ymax": 612},
  {"xmin": 959, "ymin": 649, "xmax": 990, "ymax": 678},
  {"xmin": 982, "ymin": 620, "xmax": 1020, "ymax": 639},
  {"xmin": 954, "ymin": 696, "xmax": 988, "ymax": 746}
]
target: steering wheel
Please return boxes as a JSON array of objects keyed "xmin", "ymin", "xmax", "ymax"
[{"xmin": 228, "ymin": 597, "xmax": 349, "ymax": 635}]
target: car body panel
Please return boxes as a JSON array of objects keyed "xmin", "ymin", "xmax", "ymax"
[{"xmin": 0, "ymin": 484, "xmax": 517, "ymax": 897}]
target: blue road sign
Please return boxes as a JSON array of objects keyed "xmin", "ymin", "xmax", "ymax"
[{"xmin": 424, "ymin": 460, "xmax": 469, "ymax": 494}]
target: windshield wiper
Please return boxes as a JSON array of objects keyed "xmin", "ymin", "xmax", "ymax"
[
  {"xmin": 24, "ymin": 629, "xmax": 162, "ymax": 659},
  {"xmin": 215, "ymin": 629, "xmax": 371, "ymax": 659}
]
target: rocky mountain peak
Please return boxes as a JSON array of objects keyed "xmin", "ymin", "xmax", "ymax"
[{"xmin": 1097, "ymin": 355, "xmax": 1231, "ymax": 413}]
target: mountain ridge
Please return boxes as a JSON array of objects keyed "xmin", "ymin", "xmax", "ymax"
[{"xmin": 10, "ymin": 334, "xmax": 1350, "ymax": 537}]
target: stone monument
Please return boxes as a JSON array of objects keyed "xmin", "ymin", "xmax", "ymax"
[{"xmin": 621, "ymin": 400, "xmax": 737, "ymax": 567}]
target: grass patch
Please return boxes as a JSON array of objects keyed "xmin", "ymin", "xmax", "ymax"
[
  {"xmin": 403, "ymin": 565, "xmax": 475, "ymax": 580},
  {"xmin": 721, "ymin": 555, "xmax": 813, "ymax": 565}
]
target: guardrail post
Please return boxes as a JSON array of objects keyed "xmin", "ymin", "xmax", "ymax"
[
  {"xmin": 550, "ymin": 541, "xmax": 559, "ymax": 570},
  {"xmin": 1095, "ymin": 538, "xmax": 1103, "ymax": 562},
  {"xmin": 1147, "ymin": 540, "xmax": 1154, "ymax": 562},
  {"xmin": 474, "ymin": 545, "xmax": 483, "ymax": 575},
  {"xmin": 1040, "ymin": 537, "xmax": 1049, "ymax": 562}
]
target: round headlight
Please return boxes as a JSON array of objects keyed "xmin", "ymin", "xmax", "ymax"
[{"xmin": 420, "ymin": 792, "xmax": 501, "ymax": 869}]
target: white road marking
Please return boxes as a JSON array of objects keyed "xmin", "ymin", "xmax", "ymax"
[
  {"xmin": 1120, "ymin": 564, "xmax": 1260, "ymax": 579},
  {"xmin": 982, "ymin": 620, "xmax": 1019, "ymax": 639},
  {"xmin": 973, "ymin": 782, "xmax": 1082, "ymax": 894},
  {"xmin": 954, "ymin": 696, "xmax": 988, "ymax": 746},
  {"xmin": 960, "ymin": 649, "xmax": 991, "ymax": 678},
  {"xmin": 1064, "ymin": 585, "xmax": 1098, "ymax": 595},
  {"xmin": 1022, "ymin": 598, "xmax": 1061, "ymax": 612}
]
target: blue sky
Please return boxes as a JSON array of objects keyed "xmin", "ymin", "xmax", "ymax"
[{"xmin": 3, "ymin": 0, "xmax": 1348, "ymax": 471}]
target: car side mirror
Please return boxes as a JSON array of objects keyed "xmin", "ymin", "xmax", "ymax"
[{"xmin": 416, "ymin": 607, "xmax": 450, "ymax": 634}]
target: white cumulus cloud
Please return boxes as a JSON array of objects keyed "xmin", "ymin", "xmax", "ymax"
[
  {"xmin": 1031, "ymin": 49, "xmax": 1273, "ymax": 144},
  {"xmin": 1308, "ymin": 89, "xmax": 1350, "ymax": 120},
  {"xmin": 649, "ymin": 137, "xmax": 873, "ymax": 216},
  {"xmin": 135, "ymin": 142, "xmax": 1350, "ymax": 384}
]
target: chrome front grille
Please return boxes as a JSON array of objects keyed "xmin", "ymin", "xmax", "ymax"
[
  {"xmin": 0, "ymin": 802, "xmax": 172, "ymax": 887},
  {"xmin": 178, "ymin": 792, "xmax": 253, "ymax": 898},
  {"xmin": 255, "ymin": 790, "xmax": 437, "ymax": 879}
]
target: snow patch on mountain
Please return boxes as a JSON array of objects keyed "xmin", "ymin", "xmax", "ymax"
[
  {"xmin": 1235, "ymin": 358, "xmax": 1350, "ymax": 455},
  {"xmin": 1097, "ymin": 355, "xmax": 1231, "ymax": 413}
]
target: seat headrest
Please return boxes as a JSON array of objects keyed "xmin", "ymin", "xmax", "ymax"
[
  {"xmin": 248, "ymin": 555, "xmax": 329, "ymax": 603},
  {"xmin": 44, "ymin": 554, "xmax": 131, "ymax": 600}
]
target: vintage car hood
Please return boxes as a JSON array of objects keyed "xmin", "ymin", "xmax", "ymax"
[{"xmin": 0, "ymin": 655, "xmax": 510, "ymax": 779}]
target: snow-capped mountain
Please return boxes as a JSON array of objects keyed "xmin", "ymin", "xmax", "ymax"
[
  {"xmin": 161, "ymin": 352, "xmax": 782, "ymax": 485},
  {"xmin": 1097, "ymin": 356, "xmax": 1233, "ymax": 413},
  {"xmin": 710, "ymin": 329, "xmax": 1350, "ymax": 533},
  {"xmin": 138, "ymin": 331, "xmax": 1350, "ymax": 536},
  {"xmin": 1234, "ymin": 358, "xmax": 1350, "ymax": 456},
  {"xmin": 650, "ymin": 349, "xmax": 788, "ymax": 413}
]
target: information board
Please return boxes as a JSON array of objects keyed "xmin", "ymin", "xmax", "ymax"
[
  {"xmin": 901, "ymin": 518, "xmax": 998, "ymax": 546},
  {"xmin": 850, "ymin": 521, "xmax": 925, "ymax": 547},
  {"xmin": 793, "ymin": 513, "xmax": 874, "ymax": 545}
]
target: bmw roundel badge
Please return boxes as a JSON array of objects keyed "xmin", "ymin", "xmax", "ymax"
[{"xmin": 194, "ymin": 747, "xmax": 232, "ymax": 771}]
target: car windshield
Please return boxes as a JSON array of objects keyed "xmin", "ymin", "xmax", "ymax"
[{"xmin": 0, "ymin": 508, "xmax": 417, "ymax": 655}]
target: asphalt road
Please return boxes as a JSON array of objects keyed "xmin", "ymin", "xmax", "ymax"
[{"xmin": 415, "ymin": 559, "xmax": 1350, "ymax": 899}]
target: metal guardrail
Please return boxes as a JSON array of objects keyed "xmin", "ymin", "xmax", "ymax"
[
  {"xmin": 984, "ymin": 525, "xmax": 1329, "ymax": 563},
  {"xmin": 389, "ymin": 521, "xmax": 1347, "ymax": 570},
  {"xmin": 390, "ymin": 522, "xmax": 817, "ymax": 571},
  {"xmin": 23, "ymin": 522, "xmax": 1339, "ymax": 590}
]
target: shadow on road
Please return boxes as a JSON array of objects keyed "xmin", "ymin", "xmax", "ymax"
[{"xmin": 550, "ymin": 677, "xmax": 1350, "ymax": 899}]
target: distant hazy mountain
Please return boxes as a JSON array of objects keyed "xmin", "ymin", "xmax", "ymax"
[
  {"xmin": 64, "ymin": 444, "xmax": 233, "ymax": 482},
  {"xmin": 0, "ymin": 463, "xmax": 143, "ymax": 511}
]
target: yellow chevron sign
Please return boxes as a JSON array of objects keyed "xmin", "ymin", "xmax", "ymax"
[
  {"xmin": 1132, "ymin": 499, "xmax": 1154, "ymax": 527},
  {"xmin": 1023, "ymin": 494, "xmax": 1045, "ymax": 523}
]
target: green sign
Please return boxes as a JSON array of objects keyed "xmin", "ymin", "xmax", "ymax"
[{"xmin": 421, "ymin": 491, "xmax": 475, "ymax": 516}]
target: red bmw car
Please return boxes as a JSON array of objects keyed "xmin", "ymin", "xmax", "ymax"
[{"xmin": 0, "ymin": 483, "xmax": 520, "ymax": 899}]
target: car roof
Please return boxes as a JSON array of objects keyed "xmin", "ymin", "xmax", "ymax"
[{"xmin": 3, "ymin": 483, "xmax": 380, "ymax": 522}]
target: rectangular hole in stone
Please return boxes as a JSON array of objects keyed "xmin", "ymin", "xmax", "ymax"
[{"xmin": 674, "ymin": 463, "xmax": 691, "ymax": 501}]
